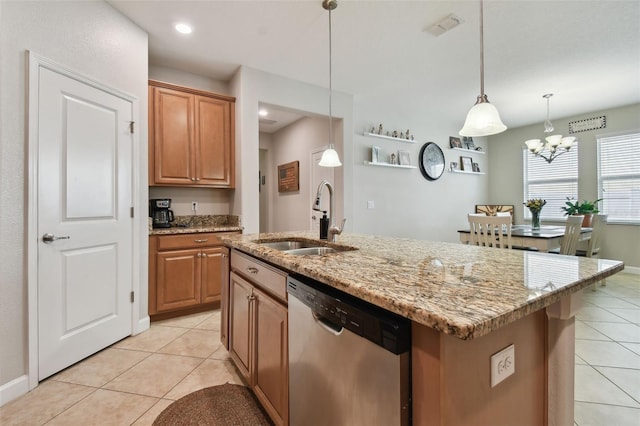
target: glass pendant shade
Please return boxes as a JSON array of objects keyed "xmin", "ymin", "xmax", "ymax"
[
  {"xmin": 459, "ymin": 100, "xmax": 507, "ymax": 137},
  {"xmin": 318, "ymin": 147, "xmax": 342, "ymax": 167}
]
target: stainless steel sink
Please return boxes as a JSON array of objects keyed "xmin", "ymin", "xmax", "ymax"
[
  {"xmin": 258, "ymin": 241, "xmax": 318, "ymax": 251},
  {"xmin": 255, "ymin": 239, "xmax": 356, "ymax": 256},
  {"xmin": 284, "ymin": 247, "xmax": 338, "ymax": 256}
]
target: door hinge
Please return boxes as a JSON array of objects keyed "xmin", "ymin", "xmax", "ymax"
[
  {"xmin": 130, "ymin": 207, "xmax": 134, "ymax": 218},
  {"xmin": 130, "ymin": 291, "xmax": 135, "ymax": 303},
  {"xmin": 129, "ymin": 121, "xmax": 135, "ymax": 134}
]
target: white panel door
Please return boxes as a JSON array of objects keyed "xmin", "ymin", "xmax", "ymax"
[
  {"xmin": 310, "ymin": 149, "xmax": 335, "ymax": 232},
  {"xmin": 37, "ymin": 67, "xmax": 133, "ymax": 380}
]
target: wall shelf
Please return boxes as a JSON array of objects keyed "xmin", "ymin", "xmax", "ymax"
[
  {"xmin": 364, "ymin": 161, "xmax": 416, "ymax": 169},
  {"xmin": 450, "ymin": 147, "xmax": 485, "ymax": 155},
  {"xmin": 364, "ymin": 132, "xmax": 416, "ymax": 144},
  {"xmin": 449, "ymin": 169, "xmax": 486, "ymax": 175}
]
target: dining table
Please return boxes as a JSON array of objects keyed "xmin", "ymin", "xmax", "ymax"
[{"xmin": 458, "ymin": 224, "xmax": 592, "ymax": 252}]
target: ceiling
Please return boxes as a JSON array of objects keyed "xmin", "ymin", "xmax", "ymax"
[{"xmin": 108, "ymin": 0, "xmax": 640, "ymax": 133}]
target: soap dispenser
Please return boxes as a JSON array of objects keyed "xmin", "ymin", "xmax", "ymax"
[{"xmin": 320, "ymin": 211, "xmax": 329, "ymax": 240}]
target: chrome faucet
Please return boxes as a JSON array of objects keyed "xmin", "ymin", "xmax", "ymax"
[{"xmin": 312, "ymin": 180, "xmax": 346, "ymax": 243}]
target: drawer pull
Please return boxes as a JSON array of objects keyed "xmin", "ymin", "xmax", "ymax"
[
  {"xmin": 194, "ymin": 239, "xmax": 209, "ymax": 243},
  {"xmin": 246, "ymin": 294, "xmax": 256, "ymax": 301},
  {"xmin": 246, "ymin": 266, "xmax": 259, "ymax": 274}
]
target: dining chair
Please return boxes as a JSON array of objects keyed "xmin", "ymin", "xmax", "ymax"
[
  {"xmin": 467, "ymin": 213, "xmax": 512, "ymax": 249},
  {"xmin": 558, "ymin": 215, "xmax": 584, "ymax": 255},
  {"xmin": 578, "ymin": 214, "xmax": 608, "ymax": 290}
]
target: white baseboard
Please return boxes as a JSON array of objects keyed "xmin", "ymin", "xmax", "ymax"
[
  {"xmin": 136, "ymin": 315, "xmax": 150, "ymax": 335},
  {"xmin": 621, "ymin": 266, "xmax": 640, "ymax": 275},
  {"xmin": 0, "ymin": 375, "xmax": 29, "ymax": 407}
]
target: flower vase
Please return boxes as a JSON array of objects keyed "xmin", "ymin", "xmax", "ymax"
[{"xmin": 530, "ymin": 209, "xmax": 541, "ymax": 230}]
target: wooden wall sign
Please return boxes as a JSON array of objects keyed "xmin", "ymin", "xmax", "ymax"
[
  {"xmin": 278, "ymin": 161, "xmax": 299, "ymax": 192},
  {"xmin": 568, "ymin": 116, "xmax": 606, "ymax": 134}
]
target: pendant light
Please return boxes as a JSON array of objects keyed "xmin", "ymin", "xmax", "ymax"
[
  {"xmin": 524, "ymin": 94, "xmax": 576, "ymax": 163},
  {"xmin": 318, "ymin": 0, "xmax": 342, "ymax": 167},
  {"xmin": 459, "ymin": 0, "xmax": 507, "ymax": 137}
]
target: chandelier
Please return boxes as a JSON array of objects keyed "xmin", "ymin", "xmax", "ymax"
[{"xmin": 524, "ymin": 94, "xmax": 576, "ymax": 163}]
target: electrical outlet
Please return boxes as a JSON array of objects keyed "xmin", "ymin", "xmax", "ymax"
[
  {"xmin": 490, "ymin": 344, "xmax": 515, "ymax": 387},
  {"xmin": 367, "ymin": 200, "xmax": 375, "ymax": 209},
  {"xmin": 191, "ymin": 201, "xmax": 198, "ymax": 212}
]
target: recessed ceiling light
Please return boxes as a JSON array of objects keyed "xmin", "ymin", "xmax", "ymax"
[
  {"xmin": 175, "ymin": 23, "xmax": 193, "ymax": 34},
  {"xmin": 258, "ymin": 109, "xmax": 268, "ymax": 117}
]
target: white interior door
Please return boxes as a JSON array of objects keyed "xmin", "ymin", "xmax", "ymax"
[
  {"xmin": 36, "ymin": 66, "xmax": 133, "ymax": 380},
  {"xmin": 311, "ymin": 148, "xmax": 335, "ymax": 232}
]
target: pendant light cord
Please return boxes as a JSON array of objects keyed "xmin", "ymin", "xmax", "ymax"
[
  {"xmin": 328, "ymin": 6, "xmax": 333, "ymax": 148},
  {"xmin": 479, "ymin": 0, "xmax": 485, "ymax": 98}
]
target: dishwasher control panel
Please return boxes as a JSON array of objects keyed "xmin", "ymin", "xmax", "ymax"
[{"xmin": 287, "ymin": 275, "xmax": 410, "ymax": 354}]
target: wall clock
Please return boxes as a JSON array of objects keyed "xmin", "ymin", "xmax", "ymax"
[{"xmin": 418, "ymin": 142, "xmax": 445, "ymax": 181}]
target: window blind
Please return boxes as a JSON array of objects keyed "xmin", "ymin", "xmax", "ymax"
[
  {"xmin": 597, "ymin": 132, "xmax": 640, "ymax": 224},
  {"xmin": 523, "ymin": 144, "xmax": 579, "ymax": 220}
]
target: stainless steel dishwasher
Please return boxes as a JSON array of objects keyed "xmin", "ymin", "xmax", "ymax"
[{"xmin": 287, "ymin": 275, "xmax": 411, "ymax": 426}]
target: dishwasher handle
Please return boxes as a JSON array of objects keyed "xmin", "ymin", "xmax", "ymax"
[{"xmin": 312, "ymin": 311, "xmax": 343, "ymax": 336}]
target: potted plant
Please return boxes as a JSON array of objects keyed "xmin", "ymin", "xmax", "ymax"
[{"xmin": 561, "ymin": 197, "xmax": 602, "ymax": 227}]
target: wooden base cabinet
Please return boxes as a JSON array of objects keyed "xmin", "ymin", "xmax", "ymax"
[
  {"xmin": 229, "ymin": 250, "xmax": 288, "ymax": 426},
  {"xmin": 149, "ymin": 80, "xmax": 235, "ymax": 188},
  {"xmin": 149, "ymin": 233, "xmax": 235, "ymax": 317}
]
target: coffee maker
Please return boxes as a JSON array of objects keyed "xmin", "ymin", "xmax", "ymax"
[{"xmin": 149, "ymin": 199, "xmax": 175, "ymax": 228}]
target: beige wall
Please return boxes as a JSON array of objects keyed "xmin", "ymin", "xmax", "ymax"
[
  {"xmin": 488, "ymin": 103, "xmax": 640, "ymax": 269},
  {"xmin": 260, "ymin": 116, "xmax": 333, "ymax": 232}
]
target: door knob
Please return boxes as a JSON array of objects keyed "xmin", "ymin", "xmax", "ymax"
[{"xmin": 42, "ymin": 233, "xmax": 70, "ymax": 244}]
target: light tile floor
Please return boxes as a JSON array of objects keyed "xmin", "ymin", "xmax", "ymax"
[
  {"xmin": 0, "ymin": 310, "xmax": 244, "ymax": 425},
  {"xmin": 574, "ymin": 272, "xmax": 640, "ymax": 426},
  {"xmin": 1, "ymin": 273, "xmax": 638, "ymax": 425}
]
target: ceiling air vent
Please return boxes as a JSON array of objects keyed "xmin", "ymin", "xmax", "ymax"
[
  {"xmin": 259, "ymin": 118, "xmax": 277, "ymax": 125},
  {"xmin": 425, "ymin": 14, "xmax": 463, "ymax": 37}
]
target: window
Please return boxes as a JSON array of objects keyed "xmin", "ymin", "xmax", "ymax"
[
  {"xmin": 523, "ymin": 144, "xmax": 579, "ymax": 220},
  {"xmin": 597, "ymin": 131, "xmax": 640, "ymax": 224}
]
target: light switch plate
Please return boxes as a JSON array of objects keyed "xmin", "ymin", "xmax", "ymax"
[{"xmin": 490, "ymin": 344, "xmax": 515, "ymax": 387}]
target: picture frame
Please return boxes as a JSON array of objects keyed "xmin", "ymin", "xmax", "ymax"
[
  {"xmin": 398, "ymin": 150, "xmax": 411, "ymax": 166},
  {"xmin": 277, "ymin": 160, "xmax": 299, "ymax": 192},
  {"xmin": 449, "ymin": 136, "xmax": 462, "ymax": 149},
  {"xmin": 460, "ymin": 156, "xmax": 473, "ymax": 171},
  {"xmin": 472, "ymin": 162, "xmax": 480, "ymax": 173},
  {"xmin": 371, "ymin": 146, "xmax": 380, "ymax": 163},
  {"xmin": 463, "ymin": 136, "xmax": 475, "ymax": 150}
]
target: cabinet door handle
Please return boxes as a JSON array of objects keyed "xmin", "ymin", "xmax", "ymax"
[
  {"xmin": 191, "ymin": 177, "xmax": 196, "ymax": 182},
  {"xmin": 194, "ymin": 239, "xmax": 209, "ymax": 243},
  {"xmin": 221, "ymin": 253, "xmax": 228, "ymax": 258},
  {"xmin": 195, "ymin": 178, "xmax": 201, "ymax": 182},
  {"xmin": 246, "ymin": 267, "xmax": 259, "ymax": 274}
]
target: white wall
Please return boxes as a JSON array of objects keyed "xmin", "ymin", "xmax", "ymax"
[
  {"xmin": 488, "ymin": 103, "xmax": 640, "ymax": 268},
  {"xmin": 0, "ymin": 0, "xmax": 148, "ymax": 399},
  {"xmin": 352, "ymin": 96, "xmax": 489, "ymax": 242},
  {"xmin": 260, "ymin": 116, "xmax": 333, "ymax": 232},
  {"xmin": 259, "ymin": 134, "xmax": 274, "ymax": 232},
  {"xmin": 230, "ymin": 66, "xmax": 353, "ymax": 235}
]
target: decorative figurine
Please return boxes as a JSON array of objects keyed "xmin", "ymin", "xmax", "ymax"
[
  {"xmin": 411, "ymin": 135, "xmax": 414, "ymax": 140},
  {"xmin": 378, "ymin": 124, "xmax": 383, "ymax": 135},
  {"xmin": 390, "ymin": 153, "xmax": 397, "ymax": 164},
  {"xmin": 406, "ymin": 129, "xmax": 410, "ymax": 139},
  {"xmin": 400, "ymin": 132, "xmax": 404, "ymax": 139},
  {"xmin": 392, "ymin": 130, "xmax": 398, "ymax": 138},
  {"xmin": 371, "ymin": 126, "xmax": 375, "ymax": 134}
]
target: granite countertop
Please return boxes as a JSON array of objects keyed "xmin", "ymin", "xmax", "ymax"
[
  {"xmin": 220, "ymin": 231, "xmax": 624, "ymax": 340},
  {"xmin": 149, "ymin": 214, "xmax": 242, "ymax": 235},
  {"xmin": 150, "ymin": 225, "xmax": 243, "ymax": 236}
]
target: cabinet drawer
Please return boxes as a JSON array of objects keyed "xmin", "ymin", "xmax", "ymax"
[
  {"xmin": 157, "ymin": 232, "xmax": 235, "ymax": 251},
  {"xmin": 231, "ymin": 250, "xmax": 287, "ymax": 303}
]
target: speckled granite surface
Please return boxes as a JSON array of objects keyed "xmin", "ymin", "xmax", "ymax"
[
  {"xmin": 150, "ymin": 215, "xmax": 242, "ymax": 235},
  {"xmin": 220, "ymin": 231, "xmax": 624, "ymax": 340}
]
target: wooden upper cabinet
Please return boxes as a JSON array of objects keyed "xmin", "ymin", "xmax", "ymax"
[{"xmin": 149, "ymin": 80, "xmax": 235, "ymax": 188}]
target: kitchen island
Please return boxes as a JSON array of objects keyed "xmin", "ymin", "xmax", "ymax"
[{"xmin": 221, "ymin": 231, "xmax": 624, "ymax": 425}]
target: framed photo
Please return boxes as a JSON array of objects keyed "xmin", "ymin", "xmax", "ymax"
[
  {"xmin": 278, "ymin": 160, "xmax": 299, "ymax": 192},
  {"xmin": 371, "ymin": 146, "xmax": 380, "ymax": 163},
  {"xmin": 472, "ymin": 162, "xmax": 480, "ymax": 173},
  {"xmin": 449, "ymin": 136, "xmax": 462, "ymax": 149},
  {"xmin": 463, "ymin": 136, "xmax": 475, "ymax": 150},
  {"xmin": 460, "ymin": 156, "xmax": 473, "ymax": 171},
  {"xmin": 398, "ymin": 150, "xmax": 411, "ymax": 165}
]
